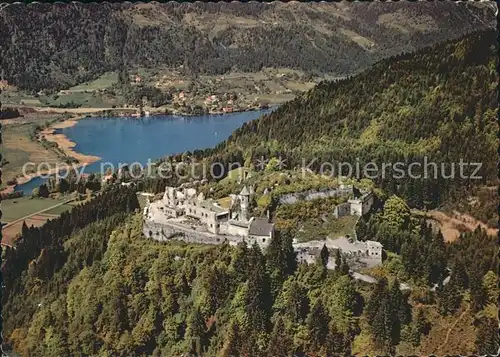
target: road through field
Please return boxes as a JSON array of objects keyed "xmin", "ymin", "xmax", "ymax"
[
  {"xmin": 3, "ymin": 196, "xmax": 75, "ymax": 229},
  {"xmin": 2, "ymin": 197, "xmax": 76, "ymax": 247}
]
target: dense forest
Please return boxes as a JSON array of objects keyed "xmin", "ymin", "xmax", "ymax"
[
  {"xmin": 1, "ymin": 5, "xmax": 498, "ymax": 355},
  {"xmin": 3, "ymin": 203, "xmax": 497, "ymax": 356},
  {"xmin": 2, "ymin": 186, "xmax": 139, "ymax": 305},
  {"xmin": 190, "ymin": 30, "xmax": 498, "ymax": 211},
  {"xmin": 0, "ymin": 1, "xmax": 495, "ymax": 91}
]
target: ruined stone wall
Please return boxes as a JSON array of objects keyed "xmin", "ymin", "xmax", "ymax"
[
  {"xmin": 223, "ymin": 223, "xmax": 248, "ymax": 237},
  {"xmin": 278, "ymin": 187, "xmax": 353, "ymax": 205},
  {"xmin": 143, "ymin": 220, "xmax": 269, "ymax": 249},
  {"xmin": 296, "ymin": 249, "xmax": 336, "ymax": 270},
  {"xmin": 333, "ymin": 202, "xmax": 351, "ymax": 219}
]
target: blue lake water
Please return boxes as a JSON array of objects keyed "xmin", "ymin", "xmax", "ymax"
[{"xmin": 16, "ymin": 109, "xmax": 272, "ymax": 194}]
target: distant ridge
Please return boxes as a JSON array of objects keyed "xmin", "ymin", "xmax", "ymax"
[{"xmin": 0, "ymin": 1, "xmax": 495, "ymax": 91}]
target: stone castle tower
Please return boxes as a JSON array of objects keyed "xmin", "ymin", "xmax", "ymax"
[{"xmin": 239, "ymin": 185, "xmax": 250, "ymax": 222}]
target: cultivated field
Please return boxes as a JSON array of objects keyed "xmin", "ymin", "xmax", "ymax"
[
  {"xmin": 1, "ymin": 196, "xmax": 72, "ymax": 223},
  {"xmin": 0, "ymin": 114, "xmax": 66, "ymax": 188},
  {"xmin": 2, "ymin": 213, "xmax": 59, "ymax": 247},
  {"xmin": 1, "ymin": 195, "xmax": 76, "ymax": 246}
]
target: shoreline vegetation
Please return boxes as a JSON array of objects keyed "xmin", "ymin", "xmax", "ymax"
[
  {"xmin": 40, "ymin": 117, "xmax": 102, "ymax": 164},
  {"xmin": 1, "ymin": 104, "xmax": 273, "ymax": 195},
  {"xmin": 26, "ymin": 103, "xmax": 272, "ymax": 117},
  {"xmin": 1, "ymin": 115, "xmax": 101, "ymax": 195}
]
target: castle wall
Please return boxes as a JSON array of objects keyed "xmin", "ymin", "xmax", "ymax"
[
  {"xmin": 249, "ymin": 234, "xmax": 271, "ymax": 245},
  {"xmin": 164, "ymin": 207, "xmax": 180, "ymax": 218},
  {"xmin": 367, "ymin": 240, "xmax": 382, "ymax": 259},
  {"xmin": 185, "ymin": 201, "xmax": 220, "ymax": 234},
  {"xmin": 143, "ymin": 220, "xmax": 269, "ymax": 249},
  {"xmin": 334, "ymin": 203, "xmax": 351, "ymax": 219},
  {"xmin": 349, "ymin": 201, "xmax": 363, "ymax": 216},
  {"xmin": 224, "ymin": 223, "xmax": 248, "ymax": 237},
  {"xmin": 279, "ymin": 187, "xmax": 352, "ymax": 205}
]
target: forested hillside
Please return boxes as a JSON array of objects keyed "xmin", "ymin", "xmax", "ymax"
[
  {"xmin": 198, "ymin": 30, "xmax": 498, "ymax": 209},
  {"xmin": 0, "ymin": 1, "xmax": 495, "ymax": 91},
  {"xmin": 3, "ymin": 210, "xmax": 497, "ymax": 356},
  {"xmin": 2, "ymin": 186, "xmax": 139, "ymax": 305}
]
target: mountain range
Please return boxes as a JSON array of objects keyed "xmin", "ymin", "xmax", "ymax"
[{"xmin": 0, "ymin": 1, "xmax": 496, "ymax": 91}]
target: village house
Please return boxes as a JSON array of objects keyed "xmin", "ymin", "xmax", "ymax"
[{"xmin": 204, "ymin": 95, "xmax": 218, "ymax": 106}]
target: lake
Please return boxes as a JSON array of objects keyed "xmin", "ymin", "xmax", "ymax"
[{"xmin": 16, "ymin": 109, "xmax": 272, "ymax": 194}]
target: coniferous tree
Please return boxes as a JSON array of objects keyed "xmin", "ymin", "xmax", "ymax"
[
  {"xmin": 186, "ymin": 308, "xmax": 207, "ymax": 355},
  {"xmin": 245, "ymin": 243, "xmax": 272, "ymax": 332},
  {"xmin": 221, "ymin": 321, "xmax": 243, "ymax": 357},
  {"xmin": 307, "ymin": 298, "xmax": 330, "ymax": 351},
  {"xmin": 267, "ymin": 316, "xmax": 292, "ymax": 357},
  {"xmin": 282, "ymin": 231, "xmax": 298, "ymax": 276},
  {"xmin": 388, "ymin": 279, "xmax": 404, "ymax": 346},
  {"xmin": 475, "ymin": 317, "xmax": 500, "ymax": 355},
  {"xmin": 426, "ymin": 231, "xmax": 447, "ymax": 285},
  {"xmin": 366, "ymin": 277, "xmax": 388, "ymax": 323},
  {"xmin": 231, "ymin": 241, "xmax": 249, "ymax": 283},
  {"xmin": 319, "ymin": 244, "xmax": 329, "ymax": 268},
  {"xmin": 266, "ymin": 230, "xmax": 293, "ymax": 298},
  {"xmin": 21, "ymin": 221, "xmax": 29, "ymax": 237},
  {"xmin": 437, "ymin": 277, "xmax": 461, "ymax": 316},
  {"xmin": 334, "ymin": 249, "xmax": 342, "ymax": 270},
  {"xmin": 452, "ymin": 260, "xmax": 470, "ymax": 290},
  {"xmin": 39, "ymin": 183, "xmax": 50, "ymax": 198},
  {"xmin": 468, "ymin": 265, "xmax": 487, "ymax": 312},
  {"xmin": 414, "ymin": 307, "xmax": 430, "ymax": 338},
  {"xmin": 340, "ymin": 257, "xmax": 350, "ymax": 275},
  {"xmin": 371, "ymin": 297, "xmax": 390, "ymax": 352}
]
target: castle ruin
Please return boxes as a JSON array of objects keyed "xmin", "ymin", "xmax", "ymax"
[{"xmin": 143, "ymin": 185, "xmax": 274, "ymax": 248}]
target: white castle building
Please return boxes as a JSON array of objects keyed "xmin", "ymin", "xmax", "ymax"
[
  {"xmin": 143, "ymin": 185, "xmax": 274, "ymax": 247},
  {"xmin": 142, "ymin": 183, "xmax": 383, "ymax": 272}
]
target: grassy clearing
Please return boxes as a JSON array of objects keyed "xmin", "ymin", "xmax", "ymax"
[
  {"xmin": 0, "ymin": 87, "xmax": 42, "ymax": 106},
  {"xmin": 295, "ymin": 214, "xmax": 358, "ymax": 242},
  {"xmin": 0, "ymin": 122, "xmax": 61, "ymax": 186},
  {"xmin": 43, "ymin": 204, "xmax": 74, "ymax": 216},
  {"xmin": 340, "ymin": 28, "xmax": 375, "ymax": 49},
  {"xmin": 217, "ymin": 197, "xmax": 232, "ymax": 209},
  {"xmin": 68, "ymin": 72, "xmax": 118, "ymax": 92},
  {"xmin": 219, "ymin": 167, "xmax": 248, "ymax": 185},
  {"xmin": 325, "ymin": 215, "xmax": 358, "ymax": 238},
  {"xmin": 42, "ymin": 91, "xmax": 120, "ymax": 108},
  {"xmin": 1, "ymin": 196, "xmax": 70, "ymax": 223}
]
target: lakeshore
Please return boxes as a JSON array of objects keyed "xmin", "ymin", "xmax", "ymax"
[
  {"xmin": 12, "ymin": 108, "xmax": 273, "ymax": 194},
  {"xmin": 0, "ymin": 115, "xmax": 101, "ymax": 196},
  {"xmin": 40, "ymin": 117, "xmax": 102, "ymax": 165}
]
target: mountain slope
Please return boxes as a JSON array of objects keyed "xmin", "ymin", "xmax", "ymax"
[
  {"xmin": 0, "ymin": 1, "xmax": 496, "ymax": 91},
  {"xmin": 198, "ymin": 29, "xmax": 498, "ymax": 209}
]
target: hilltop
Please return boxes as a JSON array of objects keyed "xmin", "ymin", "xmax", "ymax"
[{"xmin": 0, "ymin": 1, "xmax": 495, "ymax": 91}]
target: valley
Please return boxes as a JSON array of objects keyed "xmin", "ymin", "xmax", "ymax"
[{"xmin": 0, "ymin": 67, "xmax": 324, "ymax": 115}]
